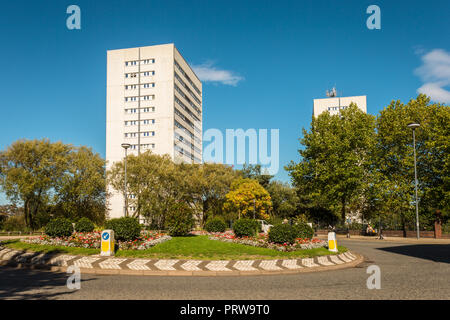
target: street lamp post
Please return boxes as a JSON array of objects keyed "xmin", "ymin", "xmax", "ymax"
[
  {"xmin": 121, "ymin": 143, "xmax": 131, "ymax": 217},
  {"xmin": 407, "ymin": 123, "xmax": 420, "ymax": 239}
]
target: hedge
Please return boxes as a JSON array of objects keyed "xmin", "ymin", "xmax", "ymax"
[
  {"xmin": 75, "ymin": 217, "xmax": 95, "ymax": 233},
  {"xmin": 268, "ymin": 224, "xmax": 297, "ymax": 244},
  {"xmin": 45, "ymin": 218, "xmax": 73, "ymax": 238},
  {"xmin": 294, "ymin": 222, "xmax": 314, "ymax": 239},
  {"xmin": 232, "ymin": 219, "xmax": 259, "ymax": 238},
  {"xmin": 165, "ymin": 202, "xmax": 194, "ymax": 236},
  {"xmin": 105, "ymin": 217, "xmax": 141, "ymax": 241},
  {"xmin": 205, "ymin": 217, "xmax": 227, "ymax": 233}
]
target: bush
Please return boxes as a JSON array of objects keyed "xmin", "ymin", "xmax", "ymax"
[
  {"xmin": 268, "ymin": 224, "xmax": 297, "ymax": 244},
  {"xmin": 165, "ymin": 202, "xmax": 195, "ymax": 236},
  {"xmin": 75, "ymin": 217, "xmax": 95, "ymax": 233},
  {"xmin": 105, "ymin": 217, "xmax": 141, "ymax": 241},
  {"xmin": 294, "ymin": 222, "xmax": 314, "ymax": 239},
  {"xmin": 2, "ymin": 215, "xmax": 27, "ymax": 232},
  {"xmin": 232, "ymin": 218, "xmax": 259, "ymax": 238},
  {"xmin": 45, "ymin": 218, "xmax": 73, "ymax": 238},
  {"xmin": 0, "ymin": 216, "xmax": 5, "ymax": 230},
  {"xmin": 35, "ymin": 211, "xmax": 51, "ymax": 229},
  {"xmin": 267, "ymin": 216, "xmax": 283, "ymax": 226},
  {"xmin": 205, "ymin": 217, "xmax": 226, "ymax": 233},
  {"xmin": 443, "ymin": 222, "xmax": 450, "ymax": 234}
]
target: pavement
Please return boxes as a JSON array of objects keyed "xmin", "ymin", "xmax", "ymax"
[
  {"xmin": 331, "ymin": 234, "xmax": 450, "ymax": 244},
  {"xmin": 0, "ymin": 237, "xmax": 449, "ymax": 299}
]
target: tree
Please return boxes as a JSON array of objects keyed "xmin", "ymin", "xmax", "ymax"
[
  {"xmin": 223, "ymin": 178, "xmax": 272, "ymax": 220},
  {"xmin": 0, "ymin": 204, "xmax": 23, "ymax": 217},
  {"xmin": 0, "ymin": 139, "xmax": 71, "ymax": 229},
  {"xmin": 191, "ymin": 162, "xmax": 240, "ymax": 225},
  {"xmin": 108, "ymin": 152, "xmax": 191, "ymax": 228},
  {"xmin": 53, "ymin": 146, "xmax": 106, "ymax": 224},
  {"xmin": 287, "ymin": 103, "xmax": 377, "ymax": 222},
  {"xmin": 108, "ymin": 153, "xmax": 241, "ymax": 229},
  {"xmin": 266, "ymin": 181, "xmax": 299, "ymax": 219},
  {"xmin": 376, "ymin": 95, "xmax": 449, "ymax": 233},
  {"xmin": 241, "ymin": 164, "xmax": 273, "ymax": 189}
]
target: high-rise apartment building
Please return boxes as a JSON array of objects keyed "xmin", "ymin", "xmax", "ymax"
[
  {"xmin": 313, "ymin": 94, "xmax": 367, "ymax": 117},
  {"xmin": 106, "ymin": 44, "xmax": 202, "ymax": 219}
]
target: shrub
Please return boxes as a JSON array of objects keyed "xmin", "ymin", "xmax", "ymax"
[
  {"xmin": 232, "ymin": 218, "xmax": 259, "ymax": 238},
  {"xmin": 293, "ymin": 222, "xmax": 315, "ymax": 239},
  {"xmin": 268, "ymin": 224, "xmax": 297, "ymax": 244},
  {"xmin": 205, "ymin": 217, "xmax": 227, "ymax": 233},
  {"xmin": 165, "ymin": 202, "xmax": 195, "ymax": 236},
  {"xmin": 35, "ymin": 211, "xmax": 51, "ymax": 229},
  {"xmin": 443, "ymin": 222, "xmax": 450, "ymax": 234},
  {"xmin": 75, "ymin": 217, "xmax": 95, "ymax": 233},
  {"xmin": 45, "ymin": 218, "xmax": 73, "ymax": 238},
  {"xmin": 267, "ymin": 216, "xmax": 283, "ymax": 226},
  {"xmin": 2, "ymin": 215, "xmax": 27, "ymax": 232},
  {"xmin": 0, "ymin": 215, "xmax": 5, "ymax": 230},
  {"xmin": 105, "ymin": 217, "xmax": 141, "ymax": 241}
]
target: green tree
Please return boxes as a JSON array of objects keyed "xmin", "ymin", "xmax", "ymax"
[
  {"xmin": 266, "ymin": 181, "xmax": 299, "ymax": 219},
  {"xmin": 0, "ymin": 139, "xmax": 71, "ymax": 229},
  {"xmin": 191, "ymin": 162, "xmax": 240, "ymax": 225},
  {"xmin": 287, "ymin": 103, "xmax": 377, "ymax": 222},
  {"xmin": 376, "ymin": 95, "xmax": 449, "ymax": 233},
  {"xmin": 241, "ymin": 164, "xmax": 273, "ymax": 189},
  {"xmin": 53, "ymin": 146, "xmax": 106, "ymax": 224},
  {"xmin": 108, "ymin": 152, "xmax": 192, "ymax": 228}
]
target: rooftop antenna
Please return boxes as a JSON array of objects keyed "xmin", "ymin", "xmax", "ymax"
[{"xmin": 326, "ymin": 86, "xmax": 337, "ymax": 97}]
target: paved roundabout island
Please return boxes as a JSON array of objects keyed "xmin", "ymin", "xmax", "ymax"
[{"xmin": 0, "ymin": 246, "xmax": 362, "ymax": 276}]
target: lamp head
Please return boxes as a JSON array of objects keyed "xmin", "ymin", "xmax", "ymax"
[
  {"xmin": 407, "ymin": 123, "xmax": 420, "ymax": 129},
  {"xmin": 121, "ymin": 143, "xmax": 131, "ymax": 149}
]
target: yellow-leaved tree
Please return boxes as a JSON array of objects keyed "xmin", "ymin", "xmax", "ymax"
[{"xmin": 223, "ymin": 178, "xmax": 272, "ymax": 220}]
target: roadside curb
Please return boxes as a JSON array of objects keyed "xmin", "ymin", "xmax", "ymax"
[{"xmin": 0, "ymin": 246, "xmax": 363, "ymax": 276}]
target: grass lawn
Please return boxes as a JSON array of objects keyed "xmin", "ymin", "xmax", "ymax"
[
  {"xmin": 1, "ymin": 236, "xmax": 347, "ymax": 260},
  {"xmin": 1, "ymin": 240, "xmax": 99, "ymax": 256}
]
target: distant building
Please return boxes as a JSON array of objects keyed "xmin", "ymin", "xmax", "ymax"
[{"xmin": 313, "ymin": 90, "xmax": 367, "ymax": 117}]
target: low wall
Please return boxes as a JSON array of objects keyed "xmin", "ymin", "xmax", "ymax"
[{"xmin": 316, "ymin": 229, "xmax": 450, "ymax": 239}]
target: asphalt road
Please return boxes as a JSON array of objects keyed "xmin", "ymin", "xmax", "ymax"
[{"xmin": 0, "ymin": 239, "xmax": 449, "ymax": 300}]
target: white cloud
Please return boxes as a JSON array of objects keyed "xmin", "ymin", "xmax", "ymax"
[
  {"xmin": 414, "ymin": 49, "xmax": 450, "ymax": 103},
  {"xmin": 417, "ymin": 82, "xmax": 450, "ymax": 103},
  {"xmin": 192, "ymin": 61, "xmax": 244, "ymax": 86}
]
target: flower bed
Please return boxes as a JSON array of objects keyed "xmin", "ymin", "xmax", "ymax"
[
  {"xmin": 23, "ymin": 230, "xmax": 171, "ymax": 250},
  {"xmin": 209, "ymin": 232, "xmax": 326, "ymax": 252}
]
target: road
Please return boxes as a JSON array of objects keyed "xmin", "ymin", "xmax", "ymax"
[{"xmin": 0, "ymin": 239, "xmax": 449, "ymax": 300}]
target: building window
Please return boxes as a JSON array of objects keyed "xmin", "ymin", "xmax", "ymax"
[
  {"xmin": 141, "ymin": 59, "xmax": 155, "ymax": 64},
  {"xmin": 142, "ymin": 131, "xmax": 155, "ymax": 137},
  {"xmin": 125, "ymin": 132, "xmax": 138, "ymax": 138}
]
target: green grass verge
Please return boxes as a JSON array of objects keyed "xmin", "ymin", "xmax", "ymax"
[
  {"xmin": 1, "ymin": 236, "xmax": 347, "ymax": 260},
  {"xmin": 1, "ymin": 240, "xmax": 99, "ymax": 256}
]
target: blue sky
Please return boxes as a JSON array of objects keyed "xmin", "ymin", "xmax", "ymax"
[{"xmin": 0, "ymin": 0, "xmax": 449, "ymax": 204}]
